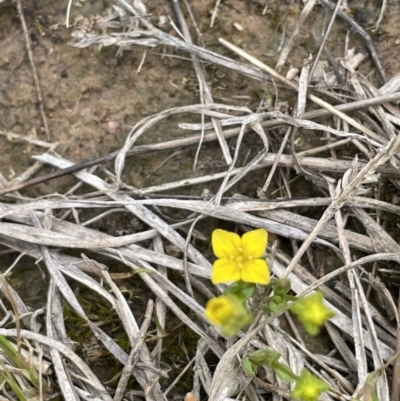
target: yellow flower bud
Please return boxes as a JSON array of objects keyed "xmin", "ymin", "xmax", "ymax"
[
  {"xmin": 291, "ymin": 369, "xmax": 330, "ymax": 401},
  {"xmin": 290, "ymin": 291, "xmax": 335, "ymax": 336},
  {"xmin": 205, "ymin": 296, "xmax": 235, "ymax": 326},
  {"xmin": 205, "ymin": 295, "xmax": 253, "ymax": 337}
]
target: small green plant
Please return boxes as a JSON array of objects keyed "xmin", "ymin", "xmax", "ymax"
[
  {"xmin": 0, "ymin": 335, "xmax": 51, "ymax": 401},
  {"xmin": 205, "ymin": 228, "xmax": 335, "ymax": 401}
]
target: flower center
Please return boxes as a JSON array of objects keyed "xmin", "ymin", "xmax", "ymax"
[
  {"xmin": 233, "ymin": 247, "xmax": 256, "ymax": 268},
  {"xmin": 235, "ymin": 255, "xmax": 243, "ymax": 268},
  {"xmin": 305, "ymin": 303, "xmax": 328, "ymax": 324},
  {"xmin": 302, "ymin": 385, "xmax": 319, "ymax": 399}
]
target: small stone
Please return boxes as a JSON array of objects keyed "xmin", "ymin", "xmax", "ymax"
[{"xmin": 106, "ymin": 120, "xmax": 119, "ymax": 134}]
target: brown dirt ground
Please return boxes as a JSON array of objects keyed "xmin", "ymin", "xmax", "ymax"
[{"xmin": 1, "ymin": 0, "xmax": 398, "ymax": 196}]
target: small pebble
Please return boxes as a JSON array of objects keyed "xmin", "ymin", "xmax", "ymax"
[{"xmin": 106, "ymin": 120, "xmax": 119, "ymax": 134}]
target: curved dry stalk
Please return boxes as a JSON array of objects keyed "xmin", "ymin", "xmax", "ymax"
[{"xmin": 1, "ymin": 91, "xmax": 400, "ymax": 197}]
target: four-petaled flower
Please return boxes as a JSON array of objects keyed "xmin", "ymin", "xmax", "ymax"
[
  {"xmin": 205, "ymin": 294, "xmax": 253, "ymax": 336},
  {"xmin": 290, "ymin": 291, "xmax": 335, "ymax": 336},
  {"xmin": 291, "ymin": 369, "xmax": 330, "ymax": 401},
  {"xmin": 212, "ymin": 228, "xmax": 270, "ymax": 284}
]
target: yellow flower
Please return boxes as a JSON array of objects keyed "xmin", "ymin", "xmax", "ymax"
[
  {"xmin": 212, "ymin": 228, "xmax": 270, "ymax": 284},
  {"xmin": 205, "ymin": 295, "xmax": 253, "ymax": 336},
  {"xmin": 291, "ymin": 369, "xmax": 330, "ymax": 401},
  {"xmin": 290, "ymin": 292, "xmax": 335, "ymax": 336}
]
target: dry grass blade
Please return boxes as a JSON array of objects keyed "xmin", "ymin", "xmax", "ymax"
[
  {"xmin": 275, "ymin": 0, "xmax": 318, "ymax": 70},
  {"xmin": 46, "ymin": 280, "xmax": 79, "ymax": 401},
  {"xmin": 354, "ymin": 273, "xmax": 390, "ymax": 401},
  {"xmin": 16, "ymin": 0, "xmax": 50, "ymax": 141},
  {"xmin": 97, "ymin": 262, "xmax": 167, "ymax": 400},
  {"xmin": 32, "ymin": 154, "xmax": 210, "ymax": 268},
  {"xmin": 110, "ymin": 256, "xmax": 223, "ymax": 358},
  {"xmin": 171, "ymin": 0, "xmax": 231, "ymax": 165},
  {"xmin": 282, "ymin": 133, "xmax": 400, "ymax": 278},
  {"xmin": 320, "ymin": 0, "xmax": 387, "ymax": 83},
  {"xmin": 113, "ymin": 103, "xmax": 250, "ymax": 186},
  {"xmin": 3, "ymin": 221, "xmax": 165, "ymax": 398},
  {"xmin": 151, "ymin": 236, "xmax": 167, "ymax": 369},
  {"xmin": 209, "ymin": 335, "xmax": 252, "ymax": 401},
  {"xmin": 330, "ymin": 182, "xmax": 367, "ymax": 383},
  {"xmin": 325, "ymin": 322, "xmax": 357, "ymax": 371},
  {"xmin": 393, "ymin": 297, "xmax": 400, "ymax": 401},
  {"xmin": 219, "ymin": 38, "xmax": 384, "ymax": 143},
  {"xmin": 1, "ymin": 91, "xmax": 399, "ymax": 197},
  {"xmin": 3, "ymin": 192, "xmax": 400, "ymax": 217},
  {"xmin": 0, "ymin": 131, "xmax": 57, "ymax": 149},
  {"xmin": 113, "ymin": 300, "xmax": 154, "ymax": 401}
]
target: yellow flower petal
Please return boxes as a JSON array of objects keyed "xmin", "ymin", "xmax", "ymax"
[
  {"xmin": 212, "ymin": 258, "xmax": 241, "ymax": 284},
  {"xmin": 241, "ymin": 228, "xmax": 268, "ymax": 259},
  {"xmin": 241, "ymin": 259, "xmax": 270, "ymax": 284},
  {"xmin": 205, "ymin": 296, "xmax": 235, "ymax": 325},
  {"xmin": 212, "ymin": 229, "xmax": 241, "ymax": 258}
]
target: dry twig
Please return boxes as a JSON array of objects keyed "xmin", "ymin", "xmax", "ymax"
[{"xmin": 16, "ymin": 0, "xmax": 51, "ymax": 141}]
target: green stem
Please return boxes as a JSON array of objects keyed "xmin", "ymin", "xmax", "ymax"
[{"xmin": 273, "ymin": 361, "xmax": 300, "ymax": 382}]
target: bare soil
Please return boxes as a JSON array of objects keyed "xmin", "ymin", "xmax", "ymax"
[{"xmin": 1, "ymin": 0, "xmax": 399, "ymax": 191}]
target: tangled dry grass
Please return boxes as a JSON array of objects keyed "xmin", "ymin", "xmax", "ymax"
[{"xmin": 1, "ymin": 0, "xmax": 400, "ymax": 400}]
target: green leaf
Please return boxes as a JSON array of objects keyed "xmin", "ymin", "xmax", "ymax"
[
  {"xmin": 248, "ymin": 349, "xmax": 280, "ymax": 367},
  {"xmin": 267, "ymin": 299, "xmax": 289, "ymax": 314},
  {"xmin": 242, "ymin": 357, "xmax": 258, "ymax": 377},
  {"xmin": 262, "ymin": 292, "xmax": 292, "ymax": 314},
  {"xmin": 363, "ymin": 372, "xmax": 379, "ymax": 401},
  {"xmin": 0, "ymin": 336, "xmax": 29, "ymax": 371},
  {"xmin": 28, "ymin": 366, "xmax": 40, "ymax": 388},
  {"xmin": 272, "ymin": 278, "xmax": 291, "ymax": 294},
  {"xmin": 0, "ymin": 335, "xmax": 19, "ymax": 365},
  {"xmin": 2, "ymin": 364, "xmax": 27, "ymax": 401},
  {"xmin": 224, "ymin": 281, "xmax": 256, "ymax": 302},
  {"xmin": 153, "ymin": 313, "xmax": 166, "ymax": 336}
]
